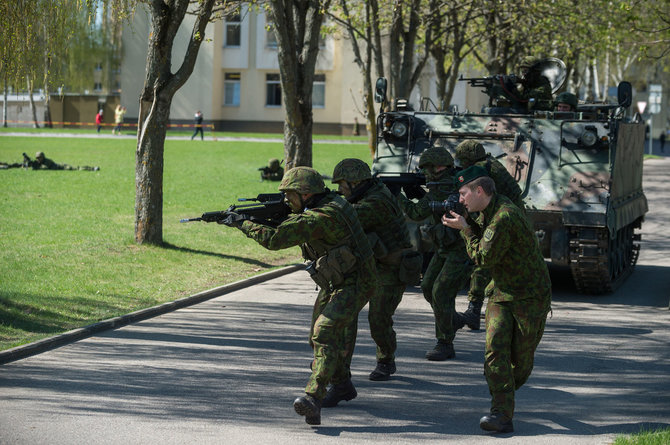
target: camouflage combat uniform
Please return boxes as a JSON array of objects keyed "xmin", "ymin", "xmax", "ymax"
[
  {"xmin": 461, "ymin": 193, "xmax": 551, "ymax": 420},
  {"xmin": 238, "ymin": 190, "xmax": 377, "ymax": 401},
  {"xmin": 347, "ymin": 178, "xmax": 412, "ymax": 367},
  {"xmin": 455, "ymin": 141, "xmax": 526, "ymax": 329},
  {"xmin": 29, "ymin": 152, "xmax": 98, "ymax": 171},
  {"xmin": 398, "ymin": 150, "xmax": 472, "ymax": 358},
  {"xmin": 259, "ymin": 158, "xmax": 284, "ymax": 181}
]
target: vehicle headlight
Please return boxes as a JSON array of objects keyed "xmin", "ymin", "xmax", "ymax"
[
  {"xmin": 579, "ymin": 128, "xmax": 598, "ymax": 147},
  {"xmin": 391, "ymin": 121, "xmax": 408, "ymax": 138}
]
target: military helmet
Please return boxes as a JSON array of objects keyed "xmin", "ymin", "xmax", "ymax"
[
  {"xmin": 517, "ymin": 56, "xmax": 542, "ymax": 72},
  {"xmin": 418, "ymin": 146, "xmax": 454, "ymax": 168},
  {"xmin": 279, "ymin": 166, "xmax": 326, "ymax": 194},
  {"xmin": 35, "ymin": 151, "xmax": 45, "ymax": 159},
  {"xmin": 331, "ymin": 158, "xmax": 372, "ymax": 183},
  {"xmin": 555, "ymin": 92, "xmax": 578, "ymax": 110},
  {"xmin": 268, "ymin": 158, "xmax": 280, "ymax": 170},
  {"xmin": 455, "ymin": 140, "xmax": 486, "ymax": 167}
]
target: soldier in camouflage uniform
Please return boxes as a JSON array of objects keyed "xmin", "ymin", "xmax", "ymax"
[
  {"xmin": 330, "ymin": 158, "xmax": 417, "ymax": 387},
  {"xmin": 26, "ymin": 152, "xmax": 99, "ymax": 171},
  {"xmin": 221, "ymin": 166, "xmax": 377, "ymax": 426},
  {"xmin": 443, "ymin": 165, "xmax": 551, "ymax": 433},
  {"xmin": 454, "ymin": 140, "xmax": 525, "ymax": 331},
  {"xmin": 397, "ymin": 147, "xmax": 472, "ymax": 361},
  {"xmin": 514, "ymin": 56, "xmax": 553, "ymax": 111},
  {"xmin": 258, "ymin": 158, "xmax": 284, "ymax": 181},
  {"xmin": 554, "ymin": 92, "xmax": 578, "ymax": 112}
]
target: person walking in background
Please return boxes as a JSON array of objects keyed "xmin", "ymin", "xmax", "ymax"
[
  {"xmin": 112, "ymin": 105, "xmax": 126, "ymax": 135},
  {"xmin": 191, "ymin": 110, "xmax": 204, "ymax": 140},
  {"xmin": 95, "ymin": 109, "xmax": 104, "ymax": 133},
  {"xmin": 660, "ymin": 131, "xmax": 666, "ymax": 153}
]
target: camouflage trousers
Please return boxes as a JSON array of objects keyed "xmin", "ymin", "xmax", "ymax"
[
  {"xmin": 421, "ymin": 253, "xmax": 471, "ymax": 343},
  {"xmin": 484, "ymin": 298, "xmax": 549, "ymax": 419},
  {"xmin": 367, "ymin": 262, "xmax": 405, "ymax": 363},
  {"xmin": 467, "ymin": 265, "xmax": 490, "ymax": 305},
  {"xmin": 306, "ymin": 258, "xmax": 377, "ymax": 399}
]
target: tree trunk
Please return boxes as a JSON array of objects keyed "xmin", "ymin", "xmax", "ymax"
[
  {"xmin": 3, "ymin": 74, "xmax": 7, "ymax": 128},
  {"xmin": 134, "ymin": 0, "xmax": 215, "ymax": 245},
  {"xmin": 27, "ymin": 76, "xmax": 39, "ymax": 128},
  {"xmin": 43, "ymin": 53, "xmax": 52, "ymax": 128},
  {"xmin": 269, "ymin": 0, "xmax": 330, "ymax": 170}
]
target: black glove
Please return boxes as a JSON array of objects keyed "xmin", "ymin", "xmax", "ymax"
[
  {"xmin": 403, "ymin": 184, "xmax": 426, "ymax": 200},
  {"xmin": 386, "ymin": 183, "xmax": 402, "ymax": 196},
  {"xmin": 218, "ymin": 212, "xmax": 249, "ymax": 227}
]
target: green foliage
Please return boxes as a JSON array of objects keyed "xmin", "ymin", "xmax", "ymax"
[
  {"xmin": 0, "ymin": 133, "xmax": 371, "ymax": 350},
  {"xmin": 613, "ymin": 427, "xmax": 670, "ymax": 445}
]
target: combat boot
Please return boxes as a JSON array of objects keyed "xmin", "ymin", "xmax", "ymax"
[
  {"xmin": 322, "ymin": 379, "xmax": 357, "ymax": 408},
  {"xmin": 479, "ymin": 412, "xmax": 514, "ymax": 433},
  {"xmin": 462, "ymin": 301, "xmax": 483, "ymax": 330},
  {"xmin": 369, "ymin": 360, "xmax": 396, "ymax": 381},
  {"xmin": 293, "ymin": 394, "xmax": 321, "ymax": 425},
  {"xmin": 453, "ymin": 312, "xmax": 466, "ymax": 331},
  {"xmin": 425, "ymin": 341, "xmax": 455, "ymax": 361}
]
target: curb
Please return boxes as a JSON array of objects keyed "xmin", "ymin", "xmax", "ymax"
[{"xmin": 0, "ymin": 264, "xmax": 304, "ymax": 366}]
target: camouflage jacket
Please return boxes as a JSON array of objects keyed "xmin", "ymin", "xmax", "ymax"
[
  {"xmin": 475, "ymin": 156, "xmax": 525, "ymax": 210},
  {"xmin": 239, "ymin": 191, "xmax": 373, "ymax": 264},
  {"xmin": 462, "ymin": 194, "xmax": 551, "ymax": 303},
  {"xmin": 349, "ymin": 179, "xmax": 412, "ymax": 257},
  {"xmin": 398, "ymin": 173, "xmax": 468, "ymax": 260},
  {"xmin": 517, "ymin": 74, "xmax": 553, "ymax": 110}
]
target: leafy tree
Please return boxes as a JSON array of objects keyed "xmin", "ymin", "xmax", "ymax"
[{"xmin": 266, "ymin": 0, "xmax": 332, "ymax": 170}]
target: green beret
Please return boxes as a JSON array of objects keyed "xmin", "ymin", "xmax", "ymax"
[{"xmin": 455, "ymin": 165, "xmax": 489, "ymax": 186}]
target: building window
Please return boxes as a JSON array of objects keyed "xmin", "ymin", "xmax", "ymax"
[
  {"xmin": 225, "ymin": 13, "xmax": 241, "ymax": 47},
  {"xmin": 313, "ymin": 74, "xmax": 325, "ymax": 108},
  {"xmin": 224, "ymin": 72, "xmax": 241, "ymax": 106},
  {"xmin": 93, "ymin": 82, "xmax": 103, "ymax": 92},
  {"xmin": 266, "ymin": 25, "xmax": 277, "ymax": 49},
  {"xmin": 266, "ymin": 73, "xmax": 281, "ymax": 107}
]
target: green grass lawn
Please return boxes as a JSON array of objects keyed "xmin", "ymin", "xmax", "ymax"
[
  {"xmin": 0, "ymin": 133, "xmax": 371, "ymax": 350},
  {"xmin": 614, "ymin": 427, "xmax": 670, "ymax": 445}
]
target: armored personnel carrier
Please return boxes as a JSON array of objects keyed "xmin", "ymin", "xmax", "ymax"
[{"xmin": 372, "ymin": 59, "xmax": 648, "ymax": 294}]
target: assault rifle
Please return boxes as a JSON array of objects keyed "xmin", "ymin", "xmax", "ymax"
[
  {"xmin": 374, "ymin": 172, "xmax": 426, "ymax": 199},
  {"xmin": 180, "ymin": 192, "xmax": 290, "ymax": 228}
]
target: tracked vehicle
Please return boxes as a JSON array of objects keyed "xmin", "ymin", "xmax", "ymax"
[{"xmin": 372, "ymin": 60, "xmax": 648, "ymax": 294}]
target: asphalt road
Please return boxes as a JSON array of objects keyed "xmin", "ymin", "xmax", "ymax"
[{"xmin": 1, "ymin": 159, "xmax": 669, "ymax": 445}]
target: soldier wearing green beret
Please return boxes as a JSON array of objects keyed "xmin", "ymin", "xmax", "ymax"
[
  {"xmin": 397, "ymin": 146, "xmax": 472, "ymax": 361},
  {"xmin": 221, "ymin": 166, "xmax": 377, "ymax": 426},
  {"xmin": 443, "ymin": 165, "xmax": 551, "ymax": 434},
  {"xmin": 453, "ymin": 140, "xmax": 525, "ymax": 330}
]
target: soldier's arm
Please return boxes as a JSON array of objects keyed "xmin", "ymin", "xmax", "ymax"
[
  {"xmin": 397, "ymin": 193, "xmax": 431, "ymax": 221},
  {"xmin": 239, "ymin": 209, "xmax": 336, "ymax": 250},
  {"xmin": 462, "ymin": 210, "xmax": 513, "ymax": 267}
]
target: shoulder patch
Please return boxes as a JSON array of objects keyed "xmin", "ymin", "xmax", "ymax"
[{"xmin": 483, "ymin": 228, "xmax": 495, "ymax": 242}]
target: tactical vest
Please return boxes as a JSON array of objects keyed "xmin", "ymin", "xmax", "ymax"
[
  {"xmin": 364, "ymin": 181, "xmax": 412, "ymax": 254},
  {"xmin": 480, "ymin": 157, "xmax": 524, "ymax": 208},
  {"xmin": 302, "ymin": 192, "xmax": 373, "ymax": 263}
]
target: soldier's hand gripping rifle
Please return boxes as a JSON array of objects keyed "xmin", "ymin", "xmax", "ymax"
[{"xmin": 180, "ymin": 192, "xmax": 290, "ymax": 228}]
